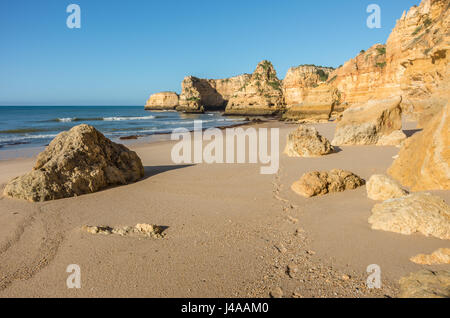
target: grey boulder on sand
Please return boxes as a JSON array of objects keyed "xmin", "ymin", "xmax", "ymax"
[{"xmin": 3, "ymin": 124, "xmax": 144, "ymax": 202}]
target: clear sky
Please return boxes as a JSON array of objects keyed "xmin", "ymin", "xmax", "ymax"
[{"xmin": 0, "ymin": 0, "xmax": 420, "ymax": 106}]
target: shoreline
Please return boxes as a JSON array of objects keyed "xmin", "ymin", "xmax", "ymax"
[{"xmin": 0, "ymin": 118, "xmax": 274, "ymax": 161}]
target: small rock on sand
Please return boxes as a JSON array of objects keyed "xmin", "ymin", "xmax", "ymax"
[
  {"xmin": 410, "ymin": 248, "xmax": 450, "ymax": 265},
  {"xmin": 291, "ymin": 169, "xmax": 365, "ymax": 198},
  {"xmin": 270, "ymin": 287, "xmax": 284, "ymax": 298},
  {"xmin": 82, "ymin": 223, "xmax": 165, "ymax": 239}
]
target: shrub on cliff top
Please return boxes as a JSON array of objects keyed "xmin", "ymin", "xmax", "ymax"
[{"xmin": 376, "ymin": 47, "xmax": 386, "ymax": 55}]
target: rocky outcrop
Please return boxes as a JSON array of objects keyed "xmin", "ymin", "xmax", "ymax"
[
  {"xmin": 145, "ymin": 92, "xmax": 179, "ymax": 110},
  {"xmin": 385, "ymin": 0, "xmax": 450, "ymax": 120},
  {"xmin": 399, "ymin": 270, "xmax": 450, "ymax": 298},
  {"xmin": 410, "ymin": 248, "xmax": 450, "ymax": 265},
  {"xmin": 368, "ymin": 193, "xmax": 450, "ymax": 240},
  {"xmin": 284, "ymin": 125, "xmax": 333, "ymax": 157},
  {"xmin": 291, "ymin": 169, "xmax": 364, "ymax": 198},
  {"xmin": 366, "ymin": 174, "xmax": 408, "ymax": 201},
  {"xmin": 177, "ymin": 74, "xmax": 251, "ymax": 113},
  {"xmin": 331, "ymin": 96, "xmax": 403, "ymax": 146},
  {"xmin": 225, "ymin": 60, "xmax": 285, "ymax": 115},
  {"xmin": 3, "ymin": 125, "xmax": 144, "ymax": 202},
  {"xmin": 282, "ymin": 65, "xmax": 335, "ymax": 106},
  {"xmin": 282, "ymin": 84, "xmax": 341, "ymax": 122},
  {"xmin": 388, "ymin": 103, "xmax": 450, "ymax": 191}
]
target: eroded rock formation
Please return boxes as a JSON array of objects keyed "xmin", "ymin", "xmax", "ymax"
[
  {"xmin": 225, "ymin": 60, "xmax": 285, "ymax": 115},
  {"xmin": 176, "ymin": 74, "xmax": 251, "ymax": 113},
  {"xmin": 3, "ymin": 124, "xmax": 144, "ymax": 202},
  {"xmin": 145, "ymin": 92, "xmax": 179, "ymax": 110}
]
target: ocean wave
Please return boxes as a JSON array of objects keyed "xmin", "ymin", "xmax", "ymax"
[
  {"xmin": 0, "ymin": 134, "xmax": 58, "ymax": 143},
  {"xmin": 50, "ymin": 115, "xmax": 156, "ymax": 123},
  {"xmin": 0, "ymin": 128, "xmax": 50, "ymax": 134},
  {"xmin": 103, "ymin": 116, "xmax": 156, "ymax": 121}
]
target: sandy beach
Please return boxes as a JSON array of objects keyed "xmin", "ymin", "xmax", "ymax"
[{"xmin": 1, "ymin": 121, "xmax": 448, "ymax": 298}]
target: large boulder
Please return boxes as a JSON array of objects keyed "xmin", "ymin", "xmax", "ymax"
[
  {"xmin": 331, "ymin": 96, "xmax": 402, "ymax": 146},
  {"xmin": 388, "ymin": 103, "xmax": 450, "ymax": 191},
  {"xmin": 145, "ymin": 92, "xmax": 179, "ymax": 110},
  {"xmin": 368, "ymin": 193, "xmax": 450, "ymax": 240},
  {"xmin": 284, "ymin": 125, "xmax": 333, "ymax": 157},
  {"xmin": 3, "ymin": 124, "xmax": 144, "ymax": 202},
  {"xmin": 399, "ymin": 270, "xmax": 450, "ymax": 298},
  {"xmin": 225, "ymin": 60, "xmax": 285, "ymax": 115},
  {"xmin": 366, "ymin": 174, "xmax": 408, "ymax": 201},
  {"xmin": 291, "ymin": 169, "xmax": 365, "ymax": 198}
]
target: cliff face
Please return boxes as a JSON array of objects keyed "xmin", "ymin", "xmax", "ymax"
[
  {"xmin": 224, "ymin": 60, "xmax": 285, "ymax": 115},
  {"xmin": 386, "ymin": 0, "xmax": 449, "ymax": 121},
  {"xmin": 388, "ymin": 101, "xmax": 449, "ymax": 191},
  {"xmin": 177, "ymin": 74, "xmax": 251, "ymax": 113},
  {"xmin": 327, "ymin": 44, "xmax": 388, "ymax": 105},
  {"xmin": 282, "ymin": 65, "xmax": 335, "ymax": 107},
  {"xmin": 145, "ymin": 92, "xmax": 179, "ymax": 110},
  {"xmin": 328, "ymin": 0, "xmax": 449, "ymax": 120}
]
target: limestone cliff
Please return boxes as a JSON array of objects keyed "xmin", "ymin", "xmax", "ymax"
[
  {"xmin": 327, "ymin": 44, "xmax": 388, "ymax": 105},
  {"xmin": 388, "ymin": 101, "xmax": 450, "ymax": 191},
  {"xmin": 145, "ymin": 92, "xmax": 179, "ymax": 110},
  {"xmin": 282, "ymin": 65, "xmax": 335, "ymax": 107},
  {"xmin": 281, "ymin": 65, "xmax": 339, "ymax": 122},
  {"xmin": 327, "ymin": 0, "xmax": 449, "ymax": 121},
  {"xmin": 225, "ymin": 60, "xmax": 285, "ymax": 115},
  {"xmin": 177, "ymin": 74, "xmax": 251, "ymax": 113}
]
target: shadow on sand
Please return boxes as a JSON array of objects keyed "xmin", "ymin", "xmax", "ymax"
[
  {"xmin": 142, "ymin": 164, "xmax": 195, "ymax": 180},
  {"xmin": 403, "ymin": 129, "xmax": 422, "ymax": 138}
]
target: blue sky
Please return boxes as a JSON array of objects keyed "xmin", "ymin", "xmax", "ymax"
[{"xmin": 0, "ymin": 0, "xmax": 419, "ymax": 106}]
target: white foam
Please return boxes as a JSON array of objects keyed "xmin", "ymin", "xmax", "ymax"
[{"xmin": 103, "ymin": 116, "xmax": 155, "ymax": 121}]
